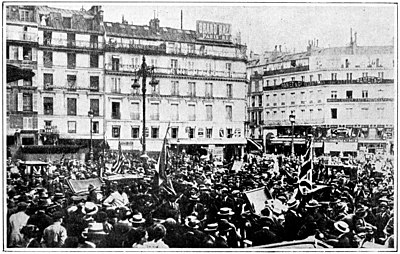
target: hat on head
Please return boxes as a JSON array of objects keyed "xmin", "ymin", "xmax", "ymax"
[
  {"xmin": 287, "ymin": 199, "xmax": 300, "ymax": 209},
  {"xmin": 17, "ymin": 201, "xmax": 28, "ymax": 209},
  {"xmin": 217, "ymin": 207, "xmax": 234, "ymax": 216},
  {"xmin": 334, "ymin": 221, "xmax": 350, "ymax": 234},
  {"xmin": 305, "ymin": 199, "xmax": 321, "ymax": 208},
  {"xmin": 52, "ymin": 211, "xmax": 64, "ymax": 220},
  {"xmin": 189, "ymin": 194, "xmax": 200, "ymax": 202},
  {"xmin": 203, "ymin": 223, "xmax": 218, "ymax": 232},
  {"xmin": 129, "ymin": 213, "xmax": 146, "ymax": 224},
  {"xmin": 53, "ymin": 192, "xmax": 65, "ymax": 200},
  {"xmin": 185, "ymin": 215, "xmax": 200, "ymax": 229},
  {"xmin": 355, "ymin": 207, "xmax": 368, "ymax": 218},
  {"xmin": 83, "ymin": 202, "xmax": 99, "ymax": 216},
  {"xmin": 88, "ymin": 184, "xmax": 97, "ymax": 192}
]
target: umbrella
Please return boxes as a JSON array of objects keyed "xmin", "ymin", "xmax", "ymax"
[{"xmin": 7, "ymin": 64, "xmax": 35, "ymax": 83}]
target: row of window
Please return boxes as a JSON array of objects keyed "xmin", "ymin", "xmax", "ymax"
[
  {"xmin": 43, "ymin": 73, "xmax": 99, "ymax": 91},
  {"xmin": 44, "ymin": 98, "xmax": 100, "ymax": 116},
  {"xmin": 43, "ymin": 51, "xmax": 99, "ymax": 69},
  {"xmin": 44, "ymin": 97, "xmax": 234, "ymax": 122},
  {"xmin": 112, "ymin": 101, "xmax": 233, "ymax": 122},
  {"xmin": 330, "ymin": 107, "xmax": 386, "ymax": 119}
]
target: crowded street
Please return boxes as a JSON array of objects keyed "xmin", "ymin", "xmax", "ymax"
[
  {"xmin": 5, "ymin": 3, "xmax": 395, "ymax": 250},
  {"xmin": 6, "ymin": 148, "xmax": 394, "ymax": 248}
]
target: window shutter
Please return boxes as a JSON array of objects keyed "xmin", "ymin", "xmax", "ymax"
[
  {"xmin": 18, "ymin": 47, "xmax": 23, "ymax": 60},
  {"xmin": 17, "ymin": 93, "xmax": 23, "ymax": 111},
  {"xmin": 32, "ymin": 93, "xmax": 38, "ymax": 112},
  {"xmin": 23, "ymin": 117, "xmax": 28, "ymax": 129},
  {"xmin": 32, "ymin": 48, "xmax": 37, "ymax": 61},
  {"xmin": 18, "ymin": 79, "xmax": 23, "ymax": 86}
]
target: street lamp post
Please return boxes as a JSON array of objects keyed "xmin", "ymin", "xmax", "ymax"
[
  {"xmin": 88, "ymin": 109, "xmax": 94, "ymax": 162},
  {"xmin": 289, "ymin": 114, "xmax": 296, "ymax": 157},
  {"xmin": 132, "ymin": 56, "xmax": 159, "ymax": 156}
]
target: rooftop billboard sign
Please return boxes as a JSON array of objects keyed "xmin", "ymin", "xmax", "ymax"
[{"xmin": 196, "ymin": 20, "xmax": 231, "ymax": 42}]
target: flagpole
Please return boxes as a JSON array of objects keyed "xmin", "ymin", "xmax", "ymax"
[{"xmin": 310, "ymin": 134, "xmax": 313, "ymax": 187}]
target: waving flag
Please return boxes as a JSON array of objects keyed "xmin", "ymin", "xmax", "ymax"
[
  {"xmin": 156, "ymin": 125, "xmax": 170, "ymax": 185},
  {"xmin": 112, "ymin": 141, "xmax": 125, "ymax": 173}
]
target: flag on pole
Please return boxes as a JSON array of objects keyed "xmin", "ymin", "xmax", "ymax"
[
  {"xmin": 160, "ymin": 176, "xmax": 177, "ymax": 196},
  {"xmin": 298, "ymin": 138, "xmax": 313, "ymax": 181},
  {"xmin": 156, "ymin": 124, "xmax": 171, "ymax": 186},
  {"xmin": 112, "ymin": 141, "xmax": 125, "ymax": 173}
]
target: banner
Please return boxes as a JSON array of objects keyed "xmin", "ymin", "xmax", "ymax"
[
  {"xmin": 244, "ymin": 187, "xmax": 270, "ymax": 214},
  {"xmin": 231, "ymin": 160, "xmax": 243, "ymax": 173}
]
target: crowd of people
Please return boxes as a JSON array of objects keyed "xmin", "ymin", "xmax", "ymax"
[{"xmin": 6, "ymin": 149, "xmax": 395, "ymax": 248}]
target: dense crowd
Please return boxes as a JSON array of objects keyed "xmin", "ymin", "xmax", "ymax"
[{"xmin": 6, "ymin": 150, "xmax": 394, "ymax": 248}]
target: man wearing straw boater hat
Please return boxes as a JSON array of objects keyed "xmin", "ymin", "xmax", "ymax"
[
  {"xmin": 283, "ymin": 198, "xmax": 302, "ymax": 241},
  {"xmin": 202, "ymin": 222, "xmax": 218, "ymax": 247},
  {"xmin": 325, "ymin": 221, "xmax": 352, "ymax": 248}
]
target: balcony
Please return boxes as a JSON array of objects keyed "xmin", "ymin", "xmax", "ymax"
[
  {"xmin": 264, "ymin": 65, "xmax": 309, "ymax": 76},
  {"xmin": 112, "ymin": 112, "xmax": 121, "ymax": 119},
  {"xmin": 264, "ymin": 78, "xmax": 395, "ymax": 91},
  {"xmin": 104, "ymin": 64, "xmax": 247, "ymax": 79},
  {"xmin": 150, "ymin": 114, "xmax": 160, "ymax": 121},
  {"xmin": 40, "ymin": 37, "xmax": 104, "ymax": 49},
  {"xmin": 130, "ymin": 113, "xmax": 140, "ymax": 120},
  {"xmin": 327, "ymin": 98, "xmax": 394, "ymax": 103},
  {"xmin": 104, "ymin": 41, "xmax": 247, "ymax": 60},
  {"xmin": 7, "ymin": 31, "xmax": 37, "ymax": 43}
]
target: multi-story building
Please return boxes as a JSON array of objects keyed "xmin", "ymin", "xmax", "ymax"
[
  {"xmin": 6, "ymin": 6, "xmax": 39, "ymax": 147},
  {"xmin": 248, "ymin": 34, "xmax": 394, "ymax": 155},
  {"xmin": 103, "ymin": 18, "xmax": 247, "ymax": 159},
  {"xmin": 6, "ymin": 5, "xmax": 248, "ymax": 160},
  {"xmin": 34, "ymin": 6, "xmax": 105, "ymax": 147}
]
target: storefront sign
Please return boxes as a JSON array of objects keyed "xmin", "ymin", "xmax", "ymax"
[{"xmin": 219, "ymin": 128, "xmax": 225, "ymax": 137}]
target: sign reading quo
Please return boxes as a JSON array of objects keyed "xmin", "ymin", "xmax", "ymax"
[{"xmin": 196, "ymin": 20, "xmax": 232, "ymax": 42}]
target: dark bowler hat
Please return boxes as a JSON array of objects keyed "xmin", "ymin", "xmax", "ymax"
[{"xmin": 355, "ymin": 207, "xmax": 368, "ymax": 218}]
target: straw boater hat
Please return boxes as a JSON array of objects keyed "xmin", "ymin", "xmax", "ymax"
[
  {"xmin": 83, "ymin": 202, "xmax": 99, "ymax": 216},
  {"xmin": 129, "ymin": 213, "xmax": 146, "ymax": 225},
  {"xmin": 189, "ymin": 194, "xmax": 200, "ymax": 202},
  {"xmin": 185, "ymin": 215, "xmax": 200, "ymax": 229},
  {"xmin": 334, "ymin": 221, "xmax": 350, "ymax": 234},
  {"xmin": 217, "ymin": 207, "xmax": 235, "ymax": 216},
  {"xmin": 305, "ymin": 199, "xmax": 321, "ymax": 208},
  {"xmin": 203, "ymin": 223, "xmax": 218, "ymax": 232}
]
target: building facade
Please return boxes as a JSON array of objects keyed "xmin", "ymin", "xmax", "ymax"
[
  {"xmin": 6, "ymin": 6, "xmax": 39, "ymax": 147},
  {"xmin": 248, "ymin": 35, "xmax": 394, "ymax": 155},
  {"xmin": 6, "ymin": 5, "xmax": 248, "ymax": 160},
  {"xmin": 103, "ymin": 18, "xmax": 247, "ymax": 159}
]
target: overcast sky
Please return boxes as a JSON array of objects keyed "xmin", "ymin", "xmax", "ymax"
[{"xmin": 48, "ymin": 3, "xmax": 396, "ymax": 54}]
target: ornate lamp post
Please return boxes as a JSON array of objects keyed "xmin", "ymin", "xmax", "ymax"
[
  {"xmin": 88, "ymin": 109, "xmax": 94, "ymax": 162},
  {"xmin": 289, "ymin": 114, "xmax": 296, "ymax": 157},
  {"xmin": 132, "ymin": 56, "xmax": 159, "ymax": 156}
]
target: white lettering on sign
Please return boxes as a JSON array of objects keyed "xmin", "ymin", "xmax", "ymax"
[{"xmin": 196, "ymin": 20, "xmax": 232, "ymax": 42}]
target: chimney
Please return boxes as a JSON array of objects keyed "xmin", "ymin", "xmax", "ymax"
[
  {"xmin": 354, "ymin": 32, "xmax": 357, "ymax": 45},
  {"xmin": 275, "ymin": 45, "xmax": 277, "ymax": 51},
  {"xmin": 279, "ymin": 45, "xmax": 282, "ymax": 52},
  {"xmin": 316, "ymin": 39, "xmax": 318, "ymax": 47},
  {"xmin": 350, "ymin": 28, "xmax": 353, "ymax": 45},
  {"xmin": 149, "ymin": 18, "xmax": 160, "ymax": 32},
  {"xmin": 181, "ymin": 10, "xmax": 183, "ymax": 30}
]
